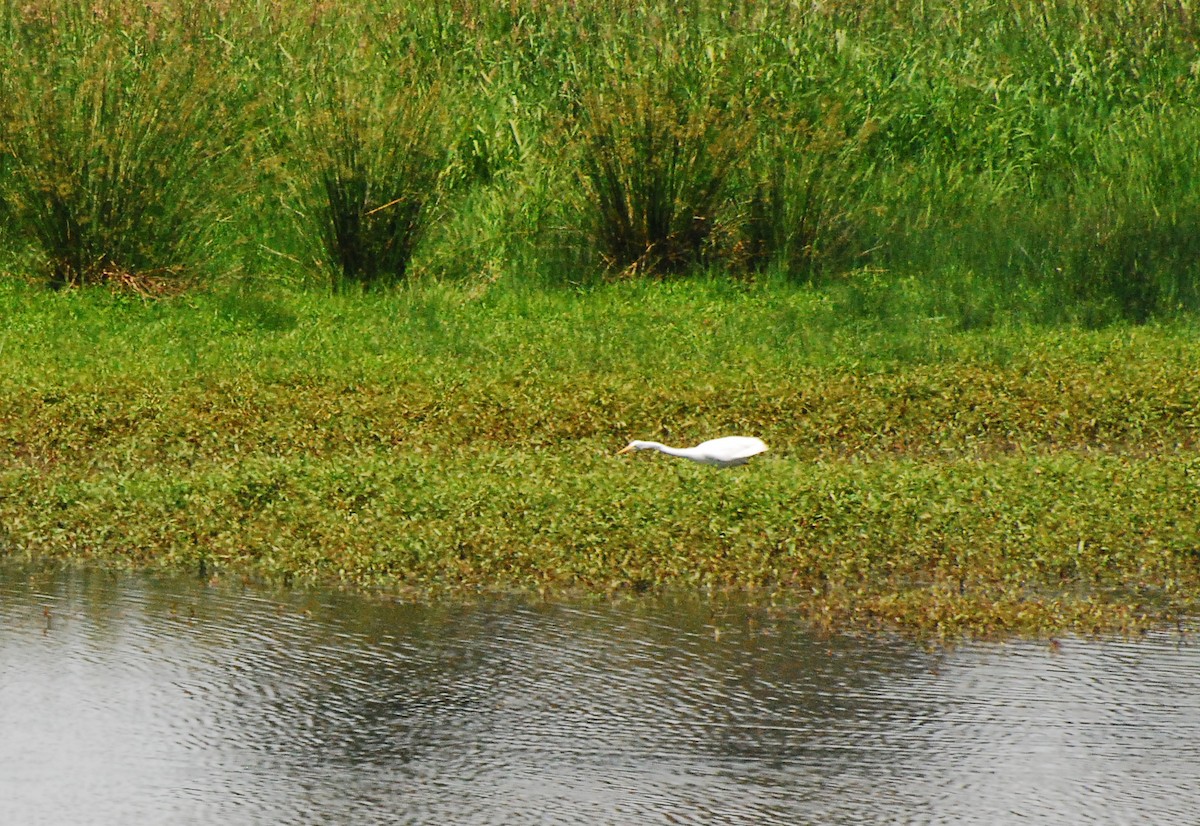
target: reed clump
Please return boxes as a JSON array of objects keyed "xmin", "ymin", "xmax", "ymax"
[
  {"xmin": 741, "ymin": 104, "xmax": 879, "ymax": 280},
  {"xmin": 566, "ymin": 39, "xmax": 753, "ymax": 276},
  {"xmin": 0, "ymin": 3, "xmax": 244, "ymax": 288},
  {"xmin": 274, "ymin": 35, "xmax": 457, "ymax": 292}
]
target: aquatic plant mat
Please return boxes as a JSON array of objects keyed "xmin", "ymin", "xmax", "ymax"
[{"xmin": 2, "ymin": 283, "xmax": 1198, "ymax": 639}]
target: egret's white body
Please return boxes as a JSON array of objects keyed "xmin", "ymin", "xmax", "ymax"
[{"xmin": 617, "ymin": 436, "xmax": 768, "ymax": 468}]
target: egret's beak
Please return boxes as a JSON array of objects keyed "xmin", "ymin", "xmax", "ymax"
[{"xmin": 617, "ymin": 445, "xmax": 634, "ymax": 455}]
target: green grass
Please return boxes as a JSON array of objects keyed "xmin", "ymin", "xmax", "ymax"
[
  {"xmin": 1, "ymin": 278, "xmax": 1198, "ymax": 637},
  {"xmin": 1, "ymin": 0, "xmax": 1198, "ymax": 318}
]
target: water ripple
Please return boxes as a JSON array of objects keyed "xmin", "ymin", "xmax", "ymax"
[{"xmin": 1, "ymin": 564, "xmax": 1198, "ymax": 824}]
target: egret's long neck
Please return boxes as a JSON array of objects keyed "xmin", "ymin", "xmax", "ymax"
[{"xmin": 647, "ymin": 442, "xmax": 695, "ymax": 460}]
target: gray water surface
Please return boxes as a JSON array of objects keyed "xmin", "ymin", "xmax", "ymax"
[{"xmin": 2, "ymin": 565, "xmax": 1198, "ymax": 825}]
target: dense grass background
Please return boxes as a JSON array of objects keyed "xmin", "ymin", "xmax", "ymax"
[{"xmin": 0, "ymin": 0, "xmax": 1197, "ymax": 322}]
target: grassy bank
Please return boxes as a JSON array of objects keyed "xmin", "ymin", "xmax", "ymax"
[{"xmin": 2, "ymin": 279, "xmax": 1199, "ymax": 637}]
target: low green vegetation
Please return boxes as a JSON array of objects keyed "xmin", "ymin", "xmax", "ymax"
[
  {"xmin": 1, "ymin": 1, "xmax": 1198, "ymax": 636},
  {"xmin": 1, "ymin": 280, "xmax": 1198, "ymax": 637}
]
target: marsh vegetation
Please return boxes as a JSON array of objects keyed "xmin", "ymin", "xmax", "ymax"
[
  {"xmin": 1, "ymin": 0, "xmax": 1198, "ymax": 636},
  {"xmin": 0, "ymin": 0, "xmax": 1197, "ymax": 318}
]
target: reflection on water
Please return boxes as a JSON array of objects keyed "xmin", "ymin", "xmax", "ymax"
[{"xmin": 2, "ymin": 564, "xmax": 1199, "ymax": 825}]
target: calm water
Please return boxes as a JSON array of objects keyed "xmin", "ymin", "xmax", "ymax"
[{"xmin": 2, "ymin": 565, "xmax": 1199, "ymax": 825}]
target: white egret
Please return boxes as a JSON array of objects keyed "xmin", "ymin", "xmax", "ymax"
[{"xmin": 617, "ymin": 436, "xmax": 768, "ymax": 468}]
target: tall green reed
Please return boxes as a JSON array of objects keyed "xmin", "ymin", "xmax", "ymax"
[
  {"xmin": 0, "ymin": 2, "xmax": 244, "ymax": 289},
  {"xmin": 564, "ymin": 36, "xmax": 754, "ymax": 277},
  {"xmin": 270, "ymin": 14, "xmax": 459, "ymax": 293},
  {"xmin": 1048, "ymin": 112, "xmax": 1200, "ymax": 323},
  {"xmin": 741, "ymin": 105, "xmax": 880, "ymax": 281},
  {"xmin": 0, "ymin": 0, "xmax": 1197, "ymax": 324}
]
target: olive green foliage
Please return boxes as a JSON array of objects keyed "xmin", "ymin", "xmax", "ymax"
[{"xmin": 1, "ymin": 280, "xmax": 1199, "ymax": 637}]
